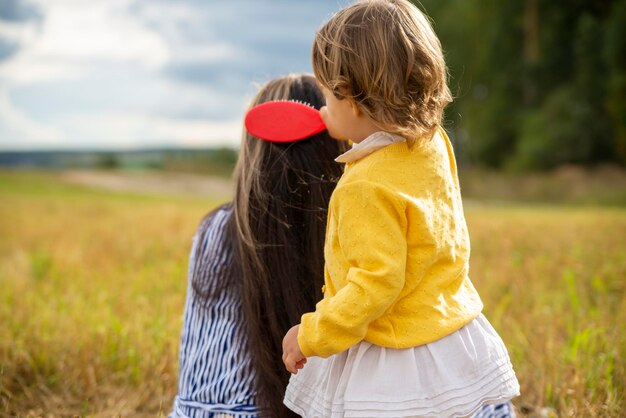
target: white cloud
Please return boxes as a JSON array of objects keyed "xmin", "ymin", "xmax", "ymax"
[
  {"xmin": 150, "ymin": 117, "xmax": 243, "ymax": 148},
  {"xmin": 132, "ymin": 1, "xmax": 239, "ymax": 65},
  {"xmin": 153, "ymin": 77, "xmax": 252, "ymax": 119},
  {"xmin": 49, "ymin": 111, "xmax": 242, "ymax": 149},
  {"xmin": 0, "ymin": 20, "xmax": 38, "ymax": 42},
  {"xmin": 0, "ymin": 0, "xmax": 170, "ymax": 84},
  {"xmin": 0, "ymin": 87, "xmax": 67, "ymax": 148},
  {"xmin": 0, "ymin": 0, "xmax": 342, "ymax": 150}
]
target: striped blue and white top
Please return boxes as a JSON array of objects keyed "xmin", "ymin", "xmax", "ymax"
[{"xmin": 170, "ymin": 205, "xmax": 260, "ymax": 418}]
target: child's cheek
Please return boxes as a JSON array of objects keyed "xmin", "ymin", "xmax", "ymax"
[
  {"xmin": 320, "ymin": 106, "xmax": 330, "ymax": 126},
  {"xmin": 321, "ymin": 108, "xmax": 344, "ymax": 141},
  {"xmin": 320, "ymin": 107, "xmax": 336, "ymax": 135}
]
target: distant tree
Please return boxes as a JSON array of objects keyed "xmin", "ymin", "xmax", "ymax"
[
  {"xmin": 414, "ymin": 0, "xmax": 625, "ymax": 170},
  {"xmin": 95, "ymin": 152, "xmax": 119, "ymax": 170},
  {"xmin": 513, "ymin": 12, "xmax": 612, "ymax": 169},
  {"xmin": 573, "ymin": 13, "xmax": 613, "ymax": 162},
  {"xmin": 605, "ymin": 0, "xmax": 626, "ymax": 164},
  {"xmin": 211, "ymin": 147, "xmax": 238, "ymax": 165},
  {"xmin": 419, "ymin": 0, "xmax": 525, "ymax": 168},
  {"xmin": 514, "ymin": 88, "xmax": 592, "ymax": 169}
]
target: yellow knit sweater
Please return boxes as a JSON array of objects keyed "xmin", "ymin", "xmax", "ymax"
[{"xmin": 298, "ymin": 128, "xmax": 483, "ymax": 358}]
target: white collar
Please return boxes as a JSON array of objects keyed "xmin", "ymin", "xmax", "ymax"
[{"xmin": 335, "ymin": 131, "xmax": 406, "ymax": 163}]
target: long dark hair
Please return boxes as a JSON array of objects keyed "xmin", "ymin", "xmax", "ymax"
[{"xmin": 193, "ymin": 74, "xmax": 347, "ymax": 417}]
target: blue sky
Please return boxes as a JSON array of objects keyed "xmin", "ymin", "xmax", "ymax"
[{"xmin": 0, "ymin": 0, "xmax": 346, "ymax": 150}]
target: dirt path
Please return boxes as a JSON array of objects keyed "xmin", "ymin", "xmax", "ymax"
[{"xmin": 60, "ymin": 170, "xmax": 233, "ymax": 198}]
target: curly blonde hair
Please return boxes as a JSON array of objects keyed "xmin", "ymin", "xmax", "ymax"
[{"xmin": 312, "ymin": 0, "xmax": 452, "ymax": 144}]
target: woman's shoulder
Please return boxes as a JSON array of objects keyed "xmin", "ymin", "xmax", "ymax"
[
  {"xmin": 196, "ymin": 202, "xmax": 233, "ymax": 235},
  {"xmin": 187, "ymin": 203, "xmax": 234, "ymax": 294},
  {"xmin": 192, "ymin": 202, "xmax": 233, "ymax": 256}
]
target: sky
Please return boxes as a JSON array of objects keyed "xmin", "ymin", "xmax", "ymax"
[{"xmin": 0, "ymin": 0, "xmax": 346, "ymax": 150}]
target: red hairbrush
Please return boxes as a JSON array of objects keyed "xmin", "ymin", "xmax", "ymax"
[{"xmin": 244, "ymin": 100, "xmax": 327, "ymax": 143}]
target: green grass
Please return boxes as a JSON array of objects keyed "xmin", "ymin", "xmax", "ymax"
[{"xmin": 0, "ymin": 170, "xmax": 624, "ymax": 417}]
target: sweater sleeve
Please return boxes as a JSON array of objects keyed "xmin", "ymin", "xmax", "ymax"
[{"xmin": 298, "ymin": 180, "xmax": 408, "ymax": 358}]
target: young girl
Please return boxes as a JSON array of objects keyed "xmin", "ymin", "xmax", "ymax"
[
  {"xmin": 169, "ymin": 74, "xmax": 347, "ymax": 418},
  {"xmin": 281, "ymin": 1, "xmax": 520, "ymax": 417}
]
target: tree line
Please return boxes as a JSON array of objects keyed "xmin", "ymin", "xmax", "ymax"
[{"xmin": 419, "ymin": 0, "xmax": 625, "ymax": 169}]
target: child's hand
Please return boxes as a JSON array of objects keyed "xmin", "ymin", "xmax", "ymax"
[{"xmin": 282, "ymin": 324, "xmax": 307, "ymax": 374}]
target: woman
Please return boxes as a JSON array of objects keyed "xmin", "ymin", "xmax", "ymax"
[{"xmin": 169, "ymin": 74, "xmax": 347, "ymax": 418}]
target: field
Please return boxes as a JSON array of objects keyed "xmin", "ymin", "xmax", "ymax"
[{"xmin": 0, "ymin": 170, "xmax": 625, "ymax": 417}]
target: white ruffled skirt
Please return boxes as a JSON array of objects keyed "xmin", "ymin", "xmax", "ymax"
[{"xmin": 283, "ymin": 314, "xmax": 519, "ymax": 418}]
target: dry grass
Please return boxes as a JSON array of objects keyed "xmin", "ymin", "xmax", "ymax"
[
  {"xmin": 468, "ymin": 206, "xmax": 626, "ymax": 417},
  {"xmin": 0, "ymin": 170, "xmax": 624, "ymax": 417},
  {"xmin": 0, "ymin": 171, "xmax": 223, "ymax": 417}
]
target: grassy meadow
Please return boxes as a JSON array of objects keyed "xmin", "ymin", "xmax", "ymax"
[{"xmin": 0, "ymin": 170, "xmax": 625, "ymax": 417}]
